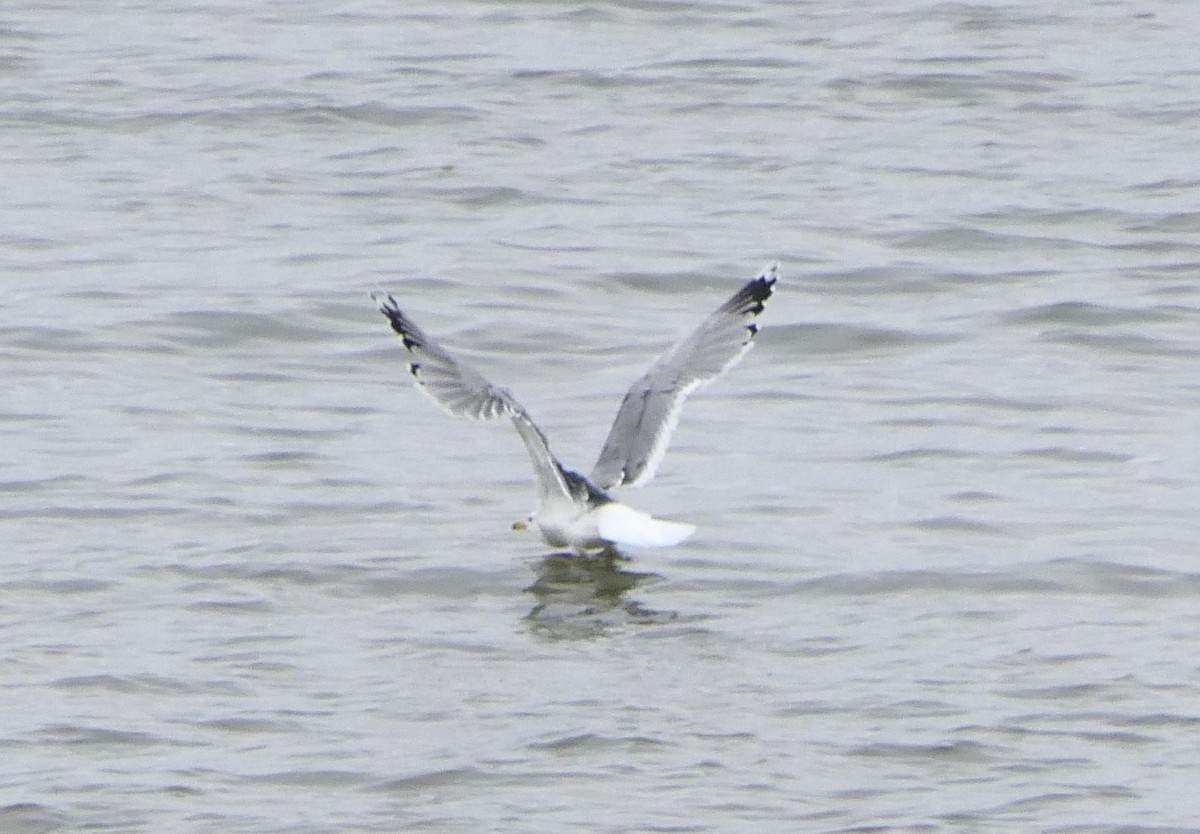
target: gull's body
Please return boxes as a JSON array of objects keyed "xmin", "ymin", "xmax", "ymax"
[{"xmin": 375, "ymin": 264, "xmax": 777, "ymax": 554}]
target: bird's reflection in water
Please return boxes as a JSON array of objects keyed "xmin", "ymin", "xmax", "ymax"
[{"xmin": 525, "ymin": 549, "xmax": 675, "ymax": 639}]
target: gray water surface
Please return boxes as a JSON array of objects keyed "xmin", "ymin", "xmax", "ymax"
[{"xmin": 4, "ymin": 1, "xmax": 1200, "ymax": 832}]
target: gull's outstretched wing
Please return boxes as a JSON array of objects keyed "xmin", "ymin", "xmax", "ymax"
[
  {"xmin": 374, "ymin": 294, "xmax": 570, "ymax": 504},
  {"xmin": 589, "ymin": 264, "xmax": 777, "ymax": 490}
]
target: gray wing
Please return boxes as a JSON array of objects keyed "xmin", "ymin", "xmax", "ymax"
[
  {"xmin": 374, "ymin": 293, "xmax": 571, "ymax": 504},
  {"xmin": 589, "ymin": 263, "xmax": 777, "ymax": 490}
]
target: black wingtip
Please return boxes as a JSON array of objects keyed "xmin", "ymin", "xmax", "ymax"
[
  {"xmin": 746, "ymin": 276, "xmax": 775, "ymax": 311},
  {"xmin": 726, "ymin": 265, "xmax": 777, "ymax": 317},
  {"xmin": 373, "ymin": 291, "xmax": 399, "ymax": 321},
  {"xmin": 751, "ymin": 263, "xmax": 779, "ymax": 294},
  {"xmin": 373, "ymin": 292, "xmax": 424, "ymax": 352}
]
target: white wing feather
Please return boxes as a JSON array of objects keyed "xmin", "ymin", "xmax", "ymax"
[
  {"xmin": 374, "ymin": 293, "xmax": 571, "ymax": 503},
  {"xmin": 589, "ymin": 264, "xmax": 777, "ymax": 490}
]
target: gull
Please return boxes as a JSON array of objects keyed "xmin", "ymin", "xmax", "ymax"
[{"xmin": 374, "ymin": 263, "xmax": 777, "ymax": 554}]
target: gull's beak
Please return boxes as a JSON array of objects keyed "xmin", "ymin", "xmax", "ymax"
[{"xmin": 512, "ymin": 519, "xmax": 528, "ymax": 532}]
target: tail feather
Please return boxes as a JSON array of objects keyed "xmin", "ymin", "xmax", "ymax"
[{"xmin": 594, "ymin": 502, "xmax": 695, "ymax": 548}]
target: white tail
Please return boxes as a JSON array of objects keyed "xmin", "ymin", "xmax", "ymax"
[{"xmin": 594, "ymin": 502, "xmax": 696, "ymax": 548}]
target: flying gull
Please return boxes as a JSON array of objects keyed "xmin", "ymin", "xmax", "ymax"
[{"xmin": 374, "ymin": 263, "xmax": 777, "ymax": 554}]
